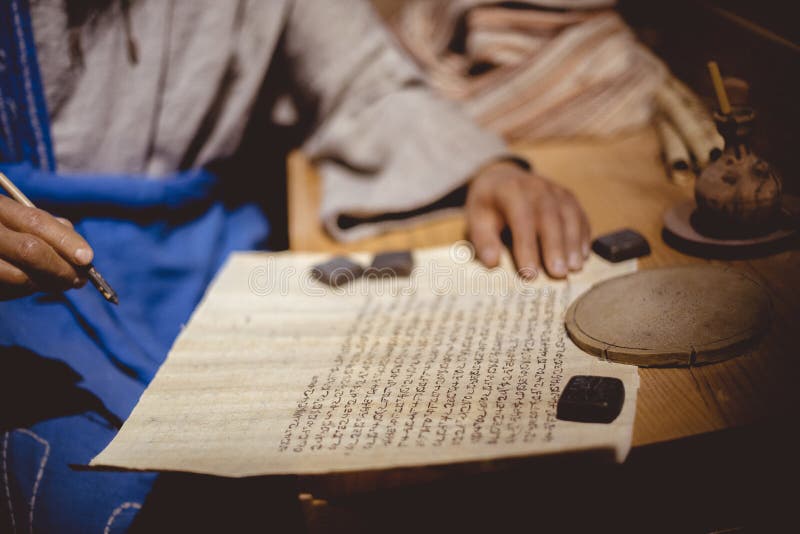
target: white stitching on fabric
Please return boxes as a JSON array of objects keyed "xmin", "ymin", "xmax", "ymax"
[
  {"xmin": 2, "ymin": 432, "xmax": 16, "ymax": 534},
  {"xmin": 13, "ymin": 429, "xmax": 49, "ymax": 534},
  {"xmin": 0, "ymin": 86, "xmax": 16, "ymax": 155},
  {"xmin": 104, "ymin": 502, "xmax": 142, "ymax": 534},
  {"xmin": 10, "ymin": 0, "xmax": 50, "ymax": 171}
]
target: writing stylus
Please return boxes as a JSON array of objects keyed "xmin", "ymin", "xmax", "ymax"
[{"xmin": 0, "ymin": 171, "xmax": 119, "ymax": 305}]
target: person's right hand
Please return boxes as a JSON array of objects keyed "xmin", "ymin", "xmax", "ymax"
[{"xmin": 0, "ymin": 196, "xmax": 93, "ymax": 301}]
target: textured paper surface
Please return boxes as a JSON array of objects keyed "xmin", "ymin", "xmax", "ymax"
[{"xmin": 91, "ymin": 246, "xmax": 638, "ymax": 477}]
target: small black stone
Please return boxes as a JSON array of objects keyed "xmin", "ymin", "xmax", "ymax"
[
  {"xmin": 592, "ymin": 228, "xmax": 650, "ymax": 262},
  {"xmin": 364, "ymin": 250, "xmax": 414, "ymax": 278},
  {"xmin": 556, "ymin": 375, "xmax": 625, "ymax": 424},
  {"xmin": 310, "ymin": 257, "xmax": 364, "ymax": 287}
]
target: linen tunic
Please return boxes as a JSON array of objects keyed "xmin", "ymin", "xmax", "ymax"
[{"xmin": 32, "ymin": 0, "xmax": 508, "ymax": 240}]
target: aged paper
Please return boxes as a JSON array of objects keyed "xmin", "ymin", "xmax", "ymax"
[{"xmin": 91, "ymin": 245, "xmax": 638, "ymax": 477}]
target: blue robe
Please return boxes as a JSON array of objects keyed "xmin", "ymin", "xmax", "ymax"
[
  {"xmin": 0, "ymin": 1, "xmax": 271, "ymax": 531},
  {"xmin": 0, "ymin": 164, "xmax": 271, "ymax": 533}
]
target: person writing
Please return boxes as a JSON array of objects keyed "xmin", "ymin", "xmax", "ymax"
[{"xmin": 0, "ymin": 0, "xmax": 589, "ymax": 531}]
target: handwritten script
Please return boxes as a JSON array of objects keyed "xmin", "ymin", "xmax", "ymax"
[{"xmin": 91, "ymin": 247, "xmax": 638, "ymax": 477}]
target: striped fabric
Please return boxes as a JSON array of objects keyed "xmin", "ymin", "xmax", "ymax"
[{"xmin": 392, "ymin": 0, "xmax": 667, "ymax": 141}]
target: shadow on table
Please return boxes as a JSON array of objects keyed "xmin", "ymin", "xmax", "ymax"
[{"xmin": 293, "ymin": 421, "xmax": 798, "ymax": 534}]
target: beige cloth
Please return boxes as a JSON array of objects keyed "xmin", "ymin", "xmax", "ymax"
[
  {"xmin": 31, "ymin": 0, "xmax": 508, "ymax": 241},
  {"xmin": 392, "ymin": 0, "xmax": 667, "ymax": 141}
]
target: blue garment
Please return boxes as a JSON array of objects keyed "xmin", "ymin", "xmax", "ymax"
[
  {"xmin": 1, "ymin": 163, "xmax": 270, "ymax": 383},
  {"xmin": 0, "ymin": 164, "xmax": 270, "ymax": 533},
  {"xmin": 0, "ymin": 0, "xmax": 56, "ymax": 170},
  {"xmin": 0, "ymin": 2, "xmax": 272, "ymax": 532}
]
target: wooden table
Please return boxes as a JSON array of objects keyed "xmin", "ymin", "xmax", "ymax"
[
  {"xmin": 287, "ymin": 127, "xmax": 799, "ymax": 530},
  {"xmin": 289, "ymin": 126, "xmax": 798, "ymax": 448}
]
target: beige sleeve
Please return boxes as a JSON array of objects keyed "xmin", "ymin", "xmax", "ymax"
[{"xmin": 284, "ymin": 0, "xmax": 509, "ymax": 242}]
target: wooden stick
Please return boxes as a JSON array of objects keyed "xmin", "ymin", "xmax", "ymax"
[
  {"xmin": 655, "ymin": 77, "xmax": 723, "ymax": 167},
  {"xmin": 667, "ymin": 77, "xmax": 724, "ymax": 157},
  {"xmin": 0, "ymin": 170, "xmax": 34, "ymax": 207},
  {"xmin": 654, "ymin": 114, "xmax": 690, "ymax": 171},
  {"xmin": 707, "ymin": 61, "xmax": 731, "ymax": 114}
]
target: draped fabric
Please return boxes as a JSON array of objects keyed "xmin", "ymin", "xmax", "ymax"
[
  {"xmin": 0, "ymin": 162, "xmax": 270, "ymax": 533},
  {"xmin": 392, "ymin": 0, "xmax": 667, "ymax": 141},
  {"xmin": 0, "ymin": 163, "xmax": 270, "ymax": 383},
  {"xmin": 30, "ymin": 0, "xmax": 508, "ymax": 242},
  {"xmin": 0, "ymin": 0, "xmax": 55, "ymax": 170}
]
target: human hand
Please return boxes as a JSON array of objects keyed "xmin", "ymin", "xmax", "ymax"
[
  {"xmin": 0, "ymin": 196, "xmax": 93, "ymax": 300},
  {"xmin": 466, "ymin": 160, "xmax": 591, "ymax": 279}
]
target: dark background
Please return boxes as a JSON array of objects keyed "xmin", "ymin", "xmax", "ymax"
[
  {"xmin": 618, "ymin": 0, "xmax": 800, "ymax": 193},
  {"xmin": 373, "ymin": 0, "xmax": 800, "ymax": 193}
]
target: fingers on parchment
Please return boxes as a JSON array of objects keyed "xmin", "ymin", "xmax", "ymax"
[
  {"xmin": 466, "ymin": 201, "xmax": 504, "ymax": 269},
  {"xmin": 557, "ymin": 189, "xmax": 591, "ymax": 273},
  {"xmin": 468, "ymin": 174, "xmax": 592, "ymax": 279},
  {"xmin": 497, "ymin": 185, "xmax": 541, "ymax": 279}
]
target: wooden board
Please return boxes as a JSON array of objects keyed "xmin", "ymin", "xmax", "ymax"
[
  {"xmin": 565, "ymin": 265, "xmax": 772, "ymax": 366},
  {"xmin": 663, "ymin": 199, "xmax": 795, "ymax": 248}
]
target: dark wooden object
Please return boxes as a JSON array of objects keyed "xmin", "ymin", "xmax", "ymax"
[
  {"xmin": 364, "ymin": 250, "xmax": 414, "ymax": 277},
  {"xmin": 556, "ymin": 375, "xmax": 625, "ymax": 424},
  {"xmin": 663, "ymin": 199, "xmax": 794, "ymax": 250},
  {"xmin": 592, "ymin": 228, "xmax": 651, "ymax": 262},
  {"xmin": 310, "ymin": 257, "xmax": 365, "ymax": 287},
  {"xmin": 695, "ymin": 107, "xmax": 782, "ymax": 233}
]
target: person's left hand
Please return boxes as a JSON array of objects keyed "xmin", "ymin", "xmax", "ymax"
[{"xmin": 466, "ymin": 159, "xmax": 591, "ymax": 279}]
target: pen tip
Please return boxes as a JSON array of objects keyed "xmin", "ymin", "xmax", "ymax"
[{"xmin": 86, "ymin": 265, "xmax": 119, "ymax": 305}]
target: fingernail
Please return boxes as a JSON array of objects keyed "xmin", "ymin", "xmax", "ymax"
[
  {"xmin": 73, "ymin": 277, "xmax": 82, "ymax": 288},
  {"xmin": 552, "ymin": 259, "xmax": 567, "ymax": 277},
  {"xmin": 74, "ymin": 248, "xmax": 93, "ymax": 265},
  {"xmin": 583, "ymin": 242, "xmax": 591, "ymax": 258},
  {"xmin": 481, "ymin": 247, "xmax": 499, "ymax": 266},
  {"xmin": 568, "ymin": 252, "xmax": 581, "ymax": 271}
]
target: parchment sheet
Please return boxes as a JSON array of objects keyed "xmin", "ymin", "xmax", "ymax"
[{"xmin": 90, "ymin": 245, "xmax": 638, "ymax": 477}]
